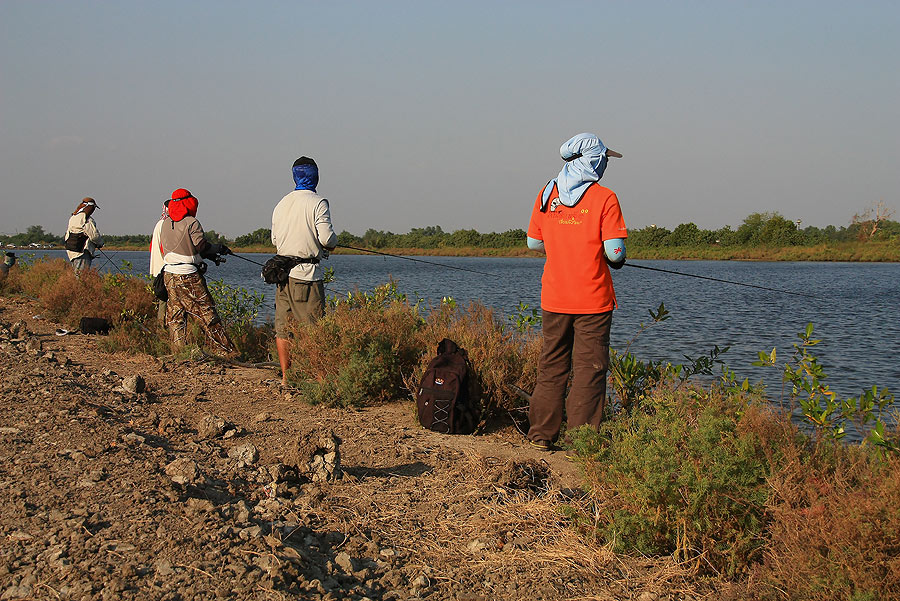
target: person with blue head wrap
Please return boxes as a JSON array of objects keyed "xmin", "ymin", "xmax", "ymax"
[
  {"xmin": 524, "ymin": 132, "xmax": 629, "ymax": 451},
  {"xmin": 293, "ymin": 157, "xmax": 320, "ymax": 191},
  {"xmin": 271, "ymin": 156, "xmax": 338, "ymax": 387}
]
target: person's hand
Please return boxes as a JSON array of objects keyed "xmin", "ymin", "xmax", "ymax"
[
  {"xmin": 606, "ymin": 257, "xmax": 625, "ymax": 270},
  {"xmin": 220, "ymin": 244, "xmax": 232, "ymax": 256}
]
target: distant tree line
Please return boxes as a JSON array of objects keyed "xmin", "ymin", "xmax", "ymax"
[
  {"xmin": 233, "ymin": 225, "xmax": 528, "ymax": 249},
  {"xmin": 4, "ymin": 207, "xmax": 897, "ymax": 250},
  {"xmin": 629, "ymin": 211, "xmax": 900, "ymax": 248}
]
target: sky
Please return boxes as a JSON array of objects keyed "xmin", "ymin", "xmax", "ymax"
[{"xmin": 1, "ymin": 1, "xmax": 898, "ymax": 238}]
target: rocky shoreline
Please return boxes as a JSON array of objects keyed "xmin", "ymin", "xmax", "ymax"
[{"xmin": 1, "ymin": 296, "xmax": 694, "ymax": 601}]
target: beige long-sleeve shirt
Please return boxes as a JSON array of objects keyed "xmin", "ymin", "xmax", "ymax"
[
  {"xmin": 65, "ymin": 213, "xmax": 103, "ymax": 261},
  {"xmin": 271, "ymin": 190, "xmax": 337, "ymax": 281}
]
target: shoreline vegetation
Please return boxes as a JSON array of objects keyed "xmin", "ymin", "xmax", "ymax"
[
  {"xmin": 2, "ymin": 254, "xmax": 899, "ymax": 599},
  {"xmin": 4, "ymin": 210, "xmax": 899, "ymax": 262}
]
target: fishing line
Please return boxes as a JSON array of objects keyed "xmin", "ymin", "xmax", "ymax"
[
  {"xmin": 624, "ymin": 262, "xmax": 817, "ymax": 299},
  {"xmin": 227, "ymin": 252, "xmax": 266, "ymax": 267},
  {"xmin": 231, "ymin": 251, "xmax": 356, "ymax": 297},
  {"xmin": 97, "ymin": 249, "xmax": 127, "ymax": 276},
  {"xmin": 337, "ymin": 244, "xmax": 500, "ymax": 277}
]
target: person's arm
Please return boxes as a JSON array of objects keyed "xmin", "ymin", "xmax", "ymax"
[
  {"xmin": 271, "ymin": 206, "xmax": 279, "ymax": 248},
  {"xmin": 600, "ymin": 191, "xmax": 628, "ymax": 269},
  {"xmin": 603, "ymin": 238, "xmax": 626, "ymax": 269},
  {"xmin": 526, "ymin": 191, "xmax": 544, "ymax": 253},
  {"xmin": 527, "ymin": 236, "xmax": 545, "ymax": 253},
  {"xmin": 315, "ymin": 199, "xmax": 338, "ymax": 251},
  {"xmin": 190, "ymin": 219, "xmax": 217, "ymax": 258},
  {"xmin": 84, "ymin": 217, "xmax": 104, "ymax": 248}
]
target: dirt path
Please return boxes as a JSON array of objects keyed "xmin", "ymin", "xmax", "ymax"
[{"xmin": 0, "ymin": 296, "xmax": 706, "ymax": 601}]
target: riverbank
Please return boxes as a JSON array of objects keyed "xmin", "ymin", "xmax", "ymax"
[
  {"xmin": 0, "ymin": 296, "xmax": 708, "ymax": 601},
  {"xmin": 27, "ymin": 239, "xmax": 895, "ymax": 262}
]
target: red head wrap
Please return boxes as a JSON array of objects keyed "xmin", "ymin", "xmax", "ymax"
[{"xmin": 167, "ymin": 188, "xmax": 198, "ymax": 222}]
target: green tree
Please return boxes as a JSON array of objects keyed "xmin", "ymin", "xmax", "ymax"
[
  {"xmin": 204, "ymin": 230, "xmax": 230, "ymax": 245},
  {"xmin": 233, "ymin": 228, "xmax": 272, "ymax": 247},
  {"xmin": 667, "ymin": 222, "xmax": 706, "ymax": 246},
  {"xmin": 629, "ymin": 225, "xmax": 672, "ymax": 248}
]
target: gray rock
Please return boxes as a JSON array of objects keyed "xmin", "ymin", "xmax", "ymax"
[
  {"xmin": 122, "ymin": 375, "xmax": 145, "ymax": 394},
  {"xmin": 122, "ymin": 432, "xmax": 145, "ymax": 445},
  {"xmin": 1, "ymin": 585, "xmax": 32, "ymax": 600},
  {"xmin": 228, "ymin": 443, "xmax": 259, "ymax": 467},
  {"xmin": 334, "ymin": 551, "xmax": 354, "ymax": 573},
  {"xmin": 165, "ymin": 458, "xmax": 201, "ymax": 485},
  {"xmin": 197, "ymin": 415, "xmax": 227, "ymax": 440},
  {"xmin": 155, "ymin": 560, "xmax": 174, "ymax": 576},
  {"xmin": 292, "ymin": 429, "xmax": 343, "ymax": 482}
]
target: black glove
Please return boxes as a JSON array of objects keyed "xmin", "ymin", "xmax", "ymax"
[
  {"xmin": 606, "ymin": 257, "xmax": 625, "ymax": 270},
  {"xmin": 199, "ymin": 242, "xmax": 222, "ymax": 260},
  {"xmin": 220, "ymin": 244, "xmax": 232, "ymax": 256}
]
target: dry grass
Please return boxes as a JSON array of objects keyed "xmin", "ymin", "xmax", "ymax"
[
  {"xmin": 308, "ymin": 450, "xmax": 722, "ymax": 599},
  {"xmin": 750, "ymin": 444, "xmax": 900, "ymax": 600},
  {"xmin": 407, "ymin": 303, "xmax": 542, "ymax": 415}
]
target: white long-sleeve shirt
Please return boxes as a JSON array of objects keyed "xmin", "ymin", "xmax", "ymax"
[
  {"xmin": 149, "ymin": 219, "xmax": 165, "ymax": 277},
  {"xmin": 65, "ymin": 213, "xmax": 103, "ymax": 261},
  {"xmin": 271, "ymin": 190, "xmax": 337, "ymax": 281}
]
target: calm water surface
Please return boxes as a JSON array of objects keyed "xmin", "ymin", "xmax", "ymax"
[{"xmin": 22, "ymin": 250, "xmax": 900, "ymax": 420}]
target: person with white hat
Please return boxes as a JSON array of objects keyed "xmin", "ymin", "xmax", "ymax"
[{"xmin": 64, "ymin": 197, "xmax": 104, "ymax": 272}]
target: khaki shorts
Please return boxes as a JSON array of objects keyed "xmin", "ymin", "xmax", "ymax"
[{"xmin": 274, "ymin": 278, "xmax": 325, "ymax": 338}]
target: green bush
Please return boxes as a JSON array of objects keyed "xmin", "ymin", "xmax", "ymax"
[
  {"xmin": 569, "ymin": 387, "xmax": 792, "ymax": 576},
  {"xmin": 286, "ymin": 282, "xmax": 425, "ymax": 407}
]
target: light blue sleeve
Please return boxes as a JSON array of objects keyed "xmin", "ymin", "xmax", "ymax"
[
  {"xmin": 603, "ymin": 238, "xmax": 626, "ymax": 262},
  {"xmin": 527, "ymin": 236, "xmax": 545, "ymax": 252}
]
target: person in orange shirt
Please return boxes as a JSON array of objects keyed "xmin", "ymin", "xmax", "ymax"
[{"xmin": 525, "ymin": 132, "xmax": 627, "ymax": 451}]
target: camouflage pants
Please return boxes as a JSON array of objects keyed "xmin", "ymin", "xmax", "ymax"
[{"xmin": 164, "ymin": 271, "xmax": 235, "ymax": 356}]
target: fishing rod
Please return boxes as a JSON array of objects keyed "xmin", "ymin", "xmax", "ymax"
[
  {"xmin": 97, "ymin": 249, "xmax": 128, "ymax": 276},
  {"xmin": 337, "ymin": 244, "xmax": 500, "ymax": 277},
  {"xmin": 226, "ymin": 251, "xmax": 266, "ymax": 267},
  {"xmin": 624, "ymin": 262, "xmax": 817, "ymax": 299},
  {"xmin": 230, "ymin": 251, "xmax": 399, "ymax": 297}
]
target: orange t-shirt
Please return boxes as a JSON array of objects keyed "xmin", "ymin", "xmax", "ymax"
[{"xmin": 527, "ymin": 183, "xmax": 627, "ymax": 314}]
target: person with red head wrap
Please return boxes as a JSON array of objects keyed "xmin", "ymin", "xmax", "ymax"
[{"xmin": 158, "ymin": 188, "xmax": 236, "ymax": 357}]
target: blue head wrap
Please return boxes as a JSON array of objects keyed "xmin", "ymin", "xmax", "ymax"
[
  {"xmin": 293, "ymin": 163, "xmax": 319, "ymax": 192},
  {"xmin": 541, "ymin": 133, "xmax": 611, "ymax": 210}
]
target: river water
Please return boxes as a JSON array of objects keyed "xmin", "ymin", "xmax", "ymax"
[{"xmin": 17, "ymin": 249, "xmax": 900, "ymax": 424}]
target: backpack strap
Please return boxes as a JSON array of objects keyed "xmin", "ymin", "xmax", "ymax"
[
  {"xmin": 437, "ymin": 338, "xmax": 459, "ymax": 355},
  {"xmin": 540, "ymin": 180, "xmax": 557, "ymax": 213}
]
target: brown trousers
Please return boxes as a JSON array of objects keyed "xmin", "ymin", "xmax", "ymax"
[{"xmin": 527, "ymin": 310, "xmax": 612, "ymax": 443}]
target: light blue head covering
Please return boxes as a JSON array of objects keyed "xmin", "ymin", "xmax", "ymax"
[{"xmin": 541, "ymin": 133, "xmax": 612, "ymax": 210}]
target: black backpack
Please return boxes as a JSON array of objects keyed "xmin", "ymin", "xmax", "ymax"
[{"xmin": 416, "ymin": 338, "xmax": 478, "ymax": 434}]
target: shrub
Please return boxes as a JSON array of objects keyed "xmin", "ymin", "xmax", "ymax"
[
  {"xmin": 207, "ymin": 279, "xmax": 272, "ymax": 362},
  {"xmin": 568, "ymin": 386, "xmax": 794, "ymax": 577},
  {"xmin": 286, "ymin": 282, "xmax": 425, "ymax": 407},
  {"xmin": 751, "ymin": 445, "xmax": 900, "ymax": 600},
  {"xmin": 2, "ymin": 256, "xmax": 67, "ymax": 298}
]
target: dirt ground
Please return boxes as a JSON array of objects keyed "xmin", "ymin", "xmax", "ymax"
[{"xmin": 0, "ymin": 296, "xmax": 717, "ymax": 601}]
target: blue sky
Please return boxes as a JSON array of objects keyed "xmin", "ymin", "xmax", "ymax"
[{"xmin": 1, "ymin": 1, "xmax": 898, "ymax": 238}]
